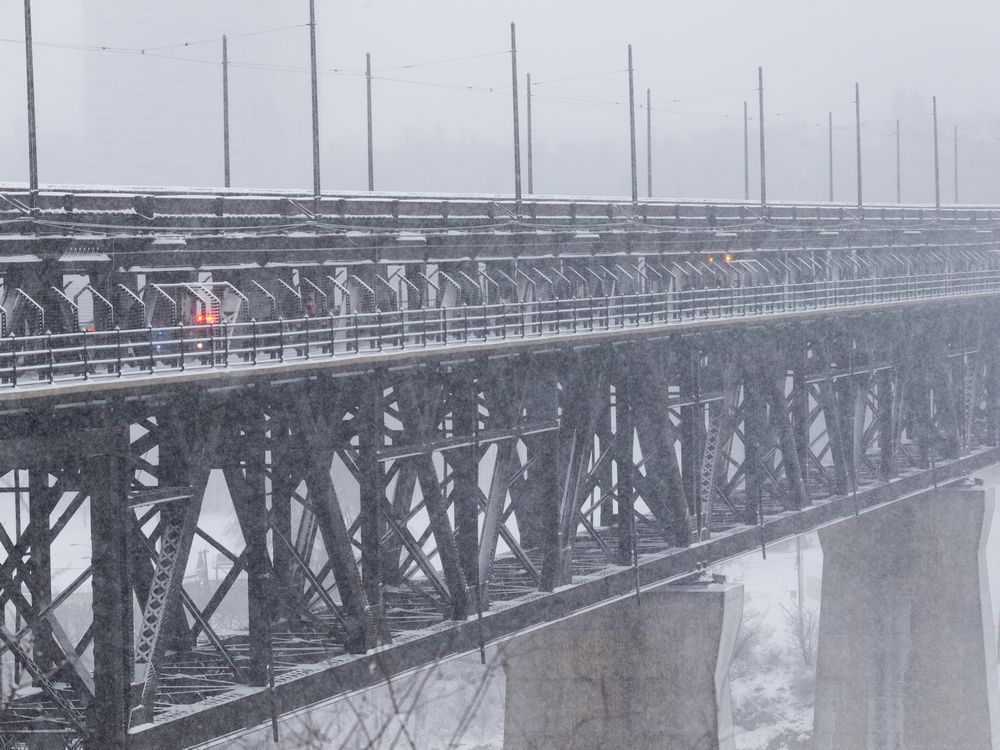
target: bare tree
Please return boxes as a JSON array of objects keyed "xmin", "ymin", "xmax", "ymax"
[{"xmin": 780, "ymin": 601, "xmax": 819, "ymax": 667}]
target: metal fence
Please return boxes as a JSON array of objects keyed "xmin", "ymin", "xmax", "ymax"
[{"xmin": 3, "ymin": 270, "xmax": 999, "ymax": 389}]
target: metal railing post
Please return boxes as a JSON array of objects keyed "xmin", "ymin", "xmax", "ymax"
[
  {"xmin": 177, "ymin": 322, "xmax": 184, "ymax": 372},
  {"xmin": 148, "ymin": 325, "xmax": 155, "ymax": 372},
  {"xmin": 115, "ymin": 326, "xmax": 122, "ymax": 376},
  {"xmin": 251, "ymin": 318, "xmax": 258, "ymax": 365},
  {"xmin": 9, "ymin": 333, "xmax": 16, "ymax": 388},
  {"xmin": 46, "ymin": 329, "xmax": 53, "ymax": 383},
  {"xmin": 82, "ymin": 329, "xmax": 89, "ymax": 379}
]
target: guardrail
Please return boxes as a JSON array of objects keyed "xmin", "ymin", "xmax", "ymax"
[{"xmin": 1, "ymin": 271, "xmax": 998, "ymax": 389}]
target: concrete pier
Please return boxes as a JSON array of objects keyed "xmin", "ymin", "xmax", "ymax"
[
  {"xmin": 500, "ymin": 583, "xmax": 743, "ymax": 750},
  {"xmin": 813, "ymin": 485, "xmax": 1000, "ymax": 750}
]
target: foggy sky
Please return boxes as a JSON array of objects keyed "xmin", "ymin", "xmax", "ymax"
[{"xmin": 1, "ymin": 0, "xmax": 998, "ymax": 204}]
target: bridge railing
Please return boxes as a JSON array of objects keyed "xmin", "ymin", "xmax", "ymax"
[{"xmin": 1, "ymin": 270, "xmax": 998, "ymax": 388}]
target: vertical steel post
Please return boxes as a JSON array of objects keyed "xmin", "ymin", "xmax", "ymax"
[
  {"xmin": 308, "ymin": 0, "xmax": 322, "ymax": 217},
  {"xmin": 526, "ymin": 72, "xmax": 534, "ymax": 195},
  {"xmin": 680, "ymin": 346, "xmax": 701, "ymax": 520},
  {"xmin": 510, "ymin": 23, "xmax": 522, "ymax": 210},
  {"xmin": 854, "ymin": 83, "xmax": 862, "ymax": 210},
  {"xmin": 23, "ymin": 0, "xmax": 39, "ymax": 212},
  {"xmin": 828, "ymin": 111, "xmax": 834, "ymax": 201},
  {"xmin": 933, "ymin": 96, "xmax": 941, "ymax": 212},
  {"xmin": 758, "ymin": 67, "xmax": 766, "ymax": 209},
  {"xmin": 896, "ymin": 120, "xmax": 903, "ymax": 203},
  {"xmin": 615, "ymin": 369, "xmax": 635, "ymax": 566},
  {"xmin": 647, "ymin": 88, "xmax": 653, "ymax": 198},
  {"xmin": 743, "ymin": 100, "xmax": 750, "ymax": 201},
  {"xmin": 222, "ymin": 35, "xmax": 231, "ymax": 188},
  {"xmin": 451, "ymin": 367, "xmax": 480, "ymax": 588},
  {"xmin": 366, "ymin": 52, "xmax": 375, "ymax": 192},
  {"xmin": 877, "ymin": 368, "xmax": 895, "ymax": 480},
  {"xmin": 88, "ymin": 427, "xmax": 131, "ymax": 749},
  {"xmin": 743, "ymin": 366, "xmax": 764, "ymax": 526},
  {"xmin": 241, "ymin": 407, "xmax": 271, "ymax": 687},
  {"xmin": 954, "ymin": 124, "xmax": 959, "ymax": 204},
  {"xmin": 627, "ymin": 45, "xmax": 638, "ymax": 209},
  {"xmin": 358, "ymin": 369, "xmax": 388, "ymax": 640}
]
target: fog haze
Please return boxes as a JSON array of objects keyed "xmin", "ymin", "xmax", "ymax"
[{"xmin": 1, "ymin": 0, "xmax": 998, "ymax": 203}]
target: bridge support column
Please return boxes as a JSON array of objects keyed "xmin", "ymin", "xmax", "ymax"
[
  {"xmin": 813, "ymin": 485, "xmax": 1000, "ymax": 750},
  {"xmin": 500, "ymin": 584, "xmax": 743, "ymax": 750},
  {"xmin": 87, "ymin": 427, "xmax": 132, "ymax": 750}
]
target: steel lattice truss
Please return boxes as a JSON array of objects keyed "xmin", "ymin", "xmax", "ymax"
[
  {"xmin": 0, "ymin": 191, "xmax": 996, "ymax": 747},
  {"xmin": 0, "ymin": 299, "xmax": 993, "ymax": 749}
]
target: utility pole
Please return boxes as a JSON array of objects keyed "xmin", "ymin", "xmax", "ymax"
[
  {"xmin": 758, "ymin": 67, "xmax": 766, "ymax": 209},
  {"xmin": 954, "ymin": 125, "xmax": 959, "ymax": 204},
  {"xmin": 828, "ymin": 112, "xmax": 833, "ymax": 201},
  {"xmin": 854, "ymin": 83, "xmax": 862, "ymax": 210},
  {"xmin": 526, "ymin": 73, "xmax": 533, "ymax": 195},
  {"xmin": 308, "ymin": 0, "xmax": 321, "ymax": 217},
  {"xmin": 743, "ymin": 100, "xmax": 749, "ymax": 201},
  {"xmin": 366, "ymin": 52, "xmax": 375, "ymax": 192},
  {"xmin": 627, "ymin": 44, "xmax": 638, "ymax": 209},
  {"xmin": 933, "ymin": 96, "xmax": 940, "ymax": 212},
  {"xmin": 510, "ymin": 23, "xmax": 522, "ymax": 210},
  {"xmin": 23, "ymin": 0, "xmax": 38, "ymax": 211},
  {"xmin": 896, "ymin": 120, "xmax": 903, "ymax": 203},
  {"xmin": 222, "ymin": 35, "xmax": 231, "ymax": 188},
  {"xmin": 646, "ymin": 88, "xmax": 653, "ymax": 198}
]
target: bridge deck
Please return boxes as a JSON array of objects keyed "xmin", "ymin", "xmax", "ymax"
[{"xmin": 0, "ymin": 271, "xmax": 993, "ymax": 406}]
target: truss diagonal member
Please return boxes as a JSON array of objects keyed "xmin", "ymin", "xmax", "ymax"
[
  {"xmin": 539, "ymin": 349, "xmax": 610, "ymax": 590},
  {"xmin": 130, "ymin": 504, "xmax": 197, "ymax": 726},
  {"xmin": 476, "ymin": 359, "xmax": 539, "ymax": 594},
  {"xmin": 630, "ymin": 348, "xmax": 691, "ymax": 546},
  {"xmin": 306, "ymin": 451, "xmax": 374, "ymax": 653},
  {"xmin": 0, "ymin": 624, "xmax": 87, "ymax": 737},
  {"xmin": 395, "ymin": 378, "xmax": 471, "ymax": 619},
  {"xmin": 765, "ymin": 367, "xmax": 810, "ymax": 511},
  {"xmin": 381, "ymin": 461, "xmax": 417, "ymax": 585},
  {"xmin": 293, "ymin": 396, "xmax": 377, "ymax": 652},
  {"xmin": 813, "ymin": 354, "xmax": 851, "ymax": 494},
  {"xmin": 129, "ymin": 416, "xmax": 219, "ymax": 728},
  {"xmin": 698, "ymin": 355, "xmax": 739, "ymax": 537},
  {"xmin": 478, "ymin": 440, "xmax": 535, "ymax": 594}
]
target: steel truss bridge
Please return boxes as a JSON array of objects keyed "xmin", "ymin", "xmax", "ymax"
[{"xmin": 0, "ymin": 186, "xmax": 999, "ymax": 748}]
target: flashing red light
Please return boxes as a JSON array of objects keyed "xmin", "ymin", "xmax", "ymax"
[{"xmin": 194, "ymin": 313, "xmax": 219, "ymax": 325}]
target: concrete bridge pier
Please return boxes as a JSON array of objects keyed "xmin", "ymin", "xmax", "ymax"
[
  {"xmin": 499, "ymin": 583, "xmax": 743, "ymax": 750},
  {"xmin": 813, "ymin": 485, "xmax": 1000, "ymax": 750}
]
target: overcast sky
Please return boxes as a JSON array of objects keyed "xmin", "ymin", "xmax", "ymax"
[{"xmin": 1, "ymin": 0, "xmax": 999, "ymax": 204}]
